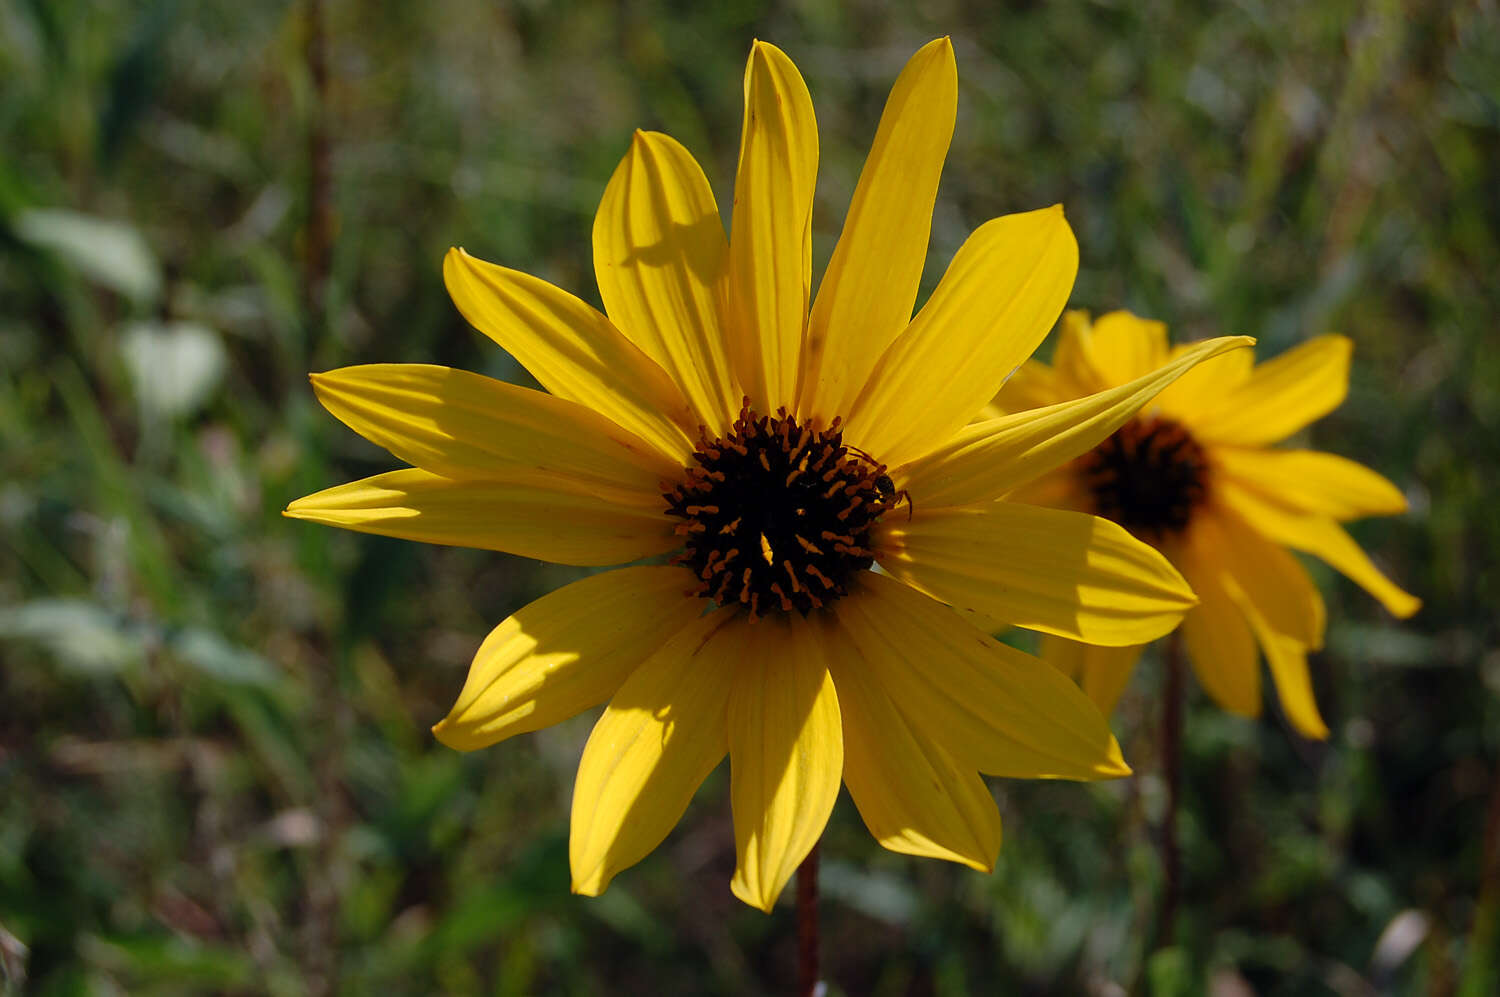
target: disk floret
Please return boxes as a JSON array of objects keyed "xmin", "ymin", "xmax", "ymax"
[
  {"xmin": 1078, "ymin": 415, "xmax": 1209, "ymax": 540},
  {"xmin": 664, "ymin": 401, "xmax": 898, "ymax": 620}
]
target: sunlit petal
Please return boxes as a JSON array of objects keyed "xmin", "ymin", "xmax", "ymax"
[
  {"xmin": 845, "ymin": 206, "xmax": 1078, "ymax": 468},
  {"xmin": 443, "ymin": 247, "xmax": 699, "ymax": 462},
  {"xmin": 570, "ymin": 608, "xmax": 741, "ymax": 896},
  {"xmin": 593, "ymin": 130, "xmax": 739, "ymax": 433},
  {"xmin": 799, "ymin": 38, "xmax": 957, "ymax": 424},
  {"xmin": 726, "ymin": 41, "xmax": 818, "ymax": 413},
  {"xmin": 1188, "ymin": 334, "xmax": 1351, "ymax": 446},
  {"xmin": 879, "ymin": 503, "xmax": 1196, "ymax": 646},
  {"xmin": 284, "ymin": 468, "xmax": 674, "ymax": 566},
  {"xmin": 433, "ymin": 567, "xmax": 705, "ymax": 751},
  {"xmin": 727, "ymin": 615, "xmax": 842, "ymax": 911},
  {"xmin": 836, "ymin": 573, "xmax": 1130, "ymax": 780}
]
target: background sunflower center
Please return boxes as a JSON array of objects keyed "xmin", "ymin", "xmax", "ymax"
[
  {"xmin": 663, "ymin": 402, "xmax": 894, "ymax": 620},
  {"xmin": 1077, "ymin": 415, "xmax": 1209, "ymax": 540}
]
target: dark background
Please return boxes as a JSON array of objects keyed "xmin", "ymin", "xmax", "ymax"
[{"xmin": 2, "ymin": 0, "xmax": 1496, "ymax": 993}]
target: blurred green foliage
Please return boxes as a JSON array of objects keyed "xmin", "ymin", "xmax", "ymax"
[{"xmin": 2, "ymin": 0, "xmax": 1497, "ymax": 993}]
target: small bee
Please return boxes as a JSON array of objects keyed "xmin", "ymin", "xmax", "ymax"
[{"xmin": 845, "ymin": 445, "xmax": 913, "ymax": 521}]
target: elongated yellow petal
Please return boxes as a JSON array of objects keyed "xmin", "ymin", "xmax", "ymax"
[
  {"xmin": 798, "ymin": 38, "xmax": 957, "ymax": 424},
  {"xmin": 443, "ymin": 247, "xmax": 698, "ymax": 462},
  {"xmin": 880, "ymin": 503, "xmax": 1196, "ymax": 646},
  {"xmin": 1189, "ymin": 334, "xmax": 1351, "ymax": 446},
  {"xmin": 284, "ymin": 468, "xmax": 674, "ymax": 566},
  {"xmin": 1050, "ymin": 310, "xmax": 1109, "ymax": 398},
  {"xmin": 727, "ymin": 615, "xmax": 842, "ymax": 911},
  {"xmin": 1177, "ymin": 531, "xmax": 1262, "ymax": 716},
  {"xmin": 836, "ymin": 573, "xmax": 1130, "ymax": 780},
  {"xmin": 905, "ymin": 336, "xmax": 1253, "ymax": 509},
  {"xmin": 828, "ymin": 628, "xmax": 1001, "ymax": 871},
  {"xmin": 726, "ymin": 41, "xmax": 818, "ymax": 414},
  {"xmin": 1154, "ymin": 342, "xmax": 1254, "ymax": 419},
  {"xmin": 1216, "ymin": 483, "xmax": 1421, "ymax": 618},
  {"xmin": 310, "ymin": 364, "xmax": 676, "ymax": 501},
  {"xmin": 569, "ymin": 608, "xmax": 741, "ymax": 897},
  {"xmin": 1039, "ymin": 635, "xmax": 1144, "ymax": 717},
  {"xmin": 432, "ymin": 567, "xmax": 704, "ymax": 751},
  {"xmin": 845, "ymin": 206, "xmax": 1078, "ymax": 468},
  {"xmin": 1193, "ymin": 506, "xmax": 1326, "ymax": 648},
  {"xmin": 1078, "ymin": 311, "xmax": 1170, "ymax": 386},
  {"xmin": 991, "ymin": 359, "xmax": 1066, "ymax": 414},
  {"xmin": 593, "ymin": 130, "xmax": 739, "ymax": 433},
  {"xmin": 1230, "ymin": 592, "xmax": 1329, "ymax": 740},
  {"xmin": 1213, "ymin": 447, "xmax": 1409, "ymax": 521}
]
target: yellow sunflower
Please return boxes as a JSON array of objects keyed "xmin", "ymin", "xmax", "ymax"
[
  {"xmin": 993, "ymin": 310, "xmax": 1420, "ymax": 739},
  {"xmin": 286, "ymin": 39, "xmax": 1251, "ymax": 911}
]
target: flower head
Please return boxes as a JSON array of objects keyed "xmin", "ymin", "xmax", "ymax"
[
  {"xmin": 994, "ymin": 310, "xmax": 1420, "ymax": 737},
  {"xmin": 286, "ymin": 40, "xmax": 1251, "ymax": 910}
]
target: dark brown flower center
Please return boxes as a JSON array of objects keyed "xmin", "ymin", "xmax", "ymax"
[
  {"xmin": 1077, "ymin": 415, "xmax": 1209, "ymax": 541},
  {"xmin": 664, "ymin": 402, "xmax": 900, "ymax": 621}
]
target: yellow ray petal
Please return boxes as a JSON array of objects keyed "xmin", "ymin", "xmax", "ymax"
[
  {"xmin": 879, "ymin": 503, "xmax": 1196, "ymax": 646},
  {"xmin": 1038, "ymin": 635, "xmax": 1144, "ymax": 717},
  {"xmin": 1215, "ymin": 483, "xmax": 1421, "ymax": 618},
  {"xmin": 799, "ymin": 38, "xmax": 957, "ymax": 424},
  {"xmin": 569, "ymin": 607, "xmax": 741, "ymax": 897},
  {"xmin": 1231, "ymin": 593, "xmax": 1329, "ymax": 740},
  {"xmin": 443, "ymin": 247, "xmax": 698, "ymax": 463},
  {"xmin": 1176, "ymin": 530, "xmax": 1262, "ymax": 716},
  {"xmin": 991, "ymin": 358, "xmax": 1066, "ymax": 414},
  {"xmin": 1213, "ymin": 447, "xmax": 1409, "ymax": 521},
  {"xmin": 836, "ymin": 573, "xmax": 1130, "ymax": 780},
  {"xmin": 432, "ymin": 567, "xmax": 705, "ymax": 751},
  {"xmin": 726, "ymin": 40, "xmax": 818, "ymax": 414},
  {"xmin": 904, "ymin": 336, "xmax": 1253, "ymax": 509},
  {"xmin": 1051, "ymin": 310, "xmax": 1109, "ymax": 398},
  {"xmin": 828, "ymin": 626, "xmax": 1001, "ymax": 871},
  {"xmin": 593, "ymin": 130, "xmax": 739, "ymax": 433},
  {"xmin": 1189, "ymin": 334, "xmax": 1351, "ymax": 446},
  {"xmin": 845, "ymin": 206, "xmax": 1078, "ymax": 468},
  {"xmin": 310, "ymin": 364, "xmax": 677, "ymax": 501},
  {"xmin": 1078, "ymin": 311, "xmax": 1170, "ymax": 386},
  {"xmin": 284, "ymin": 468, "xmax": 675, "ymax": 566},
  {"xmin": 1194, "ymin": 506, "xmax": 1326, "ymax": 648},
  {"xmin": 727, "ymin": 615, "xmax": 843, "ymax": 912},
  {"xmin": 1154, "ymin": 341, "xmax": 1254, "ymax": 419}
]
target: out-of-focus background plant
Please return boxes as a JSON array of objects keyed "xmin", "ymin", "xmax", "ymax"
[{"xmin": 2, "ymin": 1, "xmax": 1496, "ymax": 993}]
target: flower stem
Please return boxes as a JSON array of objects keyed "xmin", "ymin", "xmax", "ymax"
[
  {"xmin": 796, "ymin": 843, "xmax": 820, "ymax": 996},
  {"xmin": 1155, "ymin": 631, "xmax": 1184, "ymax": 949}
]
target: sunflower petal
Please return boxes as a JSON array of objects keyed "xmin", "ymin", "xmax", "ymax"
[
  {"xmin": 726, "ymin": 40, "xmax": 818, "ymax": 414},
  {"xmin": 1231, "ymin": 594, "xmax": 1329, "ymax": 740},
  {"xmin": 1194, "ymin": 506, "xmax": 1326, "ymax": 648},
  {"xmin": 904, "ymin": 336, "xmax": 1253, "ymax": 509},
  {"xmin": 799, "ymin": 38, "xmax": 957, "ymax": 424},
  {"xmin": 828, "ymin": 625, "xmax": 1001, "ymax": 871},
  {"xmin": 593, "ymin": 130, "xmax": 738, "ymax": 433},
  {"xmin": 836, "ymin": 573, "xmax": 1130, "ymax": 780},
  {"xmin": 284, "ymin": 468, "xmax": 674, "ymax": 566},
  {"xmin": 1077, "ymin": 311, "xmax": 1170, "ymax": 386},
  {"xmin": 432, "ymin": 567, "xmax": 705, "ymax": 751},
  {"xmin": 1154, "ymin": 342, "xmax": 1254, "ymax": 418},
  {"xmin": 569, "ymin": 608, "xmax": 740, "ymax": 897},
  {"xmin": 1189, "ymin": 334, "xmax": 1351, "ymax": 446},
  {"xmin": 845, "ymin": 206, "xmax": 1078, "ymax": 468},
  {"xmin": 1039, "ymin": 635, "xmax": 1144, "ymax": 717},
  {"xmin": 1177, "ymin": 530, "xmax": 1262, "ymax": 716},
  {"xmin": 1216, "ymin": 484, "xmax": 1420, "ymax": 618},
  {"xmin": 443, "ymin": 247, "xmax": 698, "ymax": 462},
  {"xmin": 310, "ymin": 364, "xmax": 676, "ymax": 499},
  {"xmin": 727, "ymin": 615, "xmax": 842, "ymax": 912},
  {"xmin": 1213, "ymin": 448, "xmax": 1409, "ymax": 521},
  {"xmin": 879, "ymin": 503, "xmax": 1196, "ymax": 646}
]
